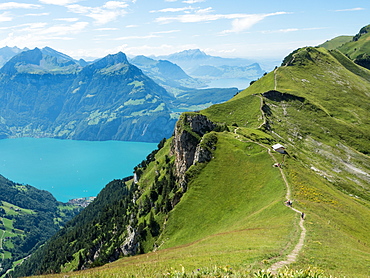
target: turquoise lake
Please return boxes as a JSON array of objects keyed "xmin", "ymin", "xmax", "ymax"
[{"xmin": 0, "ymin": 138, "xmax": 157, "ymax": 202}]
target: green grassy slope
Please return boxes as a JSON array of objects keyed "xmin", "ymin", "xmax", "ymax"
[
  {"xmin": 319, "ymin": 36, "xmax": 352, "ymax": 50},
  {"xmin": 337, "ymin": 25, "xmax": 370, "ymax": 60},
  {"xmin": 321, "ymin": 24, "xmax": 370, "ymax": 70},
  {"xmin": 26, "ymin": 46, "xmax": 370, "ymax": 278},
  {"xmin": 252, "ymin": 47, "xmax": 370, "ymax": 276}
]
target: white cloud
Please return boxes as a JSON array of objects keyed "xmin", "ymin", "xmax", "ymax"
[
  {"xmin": 25, "ymin": 12, "xmax": 49, "ymax": 16},
  {"xmin": 0, "ymin": 12, "xmax": 12, "ymax": 22},
  {"xmin": 153, "ymin": 30, "xmax": 180, "ymax": 34},
  {"xmin": 0, "ymin": 2, "xmax": 42, "ymax": 10},
  {"xmin": 334, "ymin": 7, "xmax": 364, "ymax": 12},
  {"xmin": 115, "ymin": 34, "xmax": 160, "ymax": 40},
  {"xmin": 261, "ymin": 27, "xmax": 327, "ymax": 34},
  {"xmin": 39, "ymin": 21, "xmax": 89, "ymax": 35},
  {"xmin": 0, "ymin": 21, "xmax": 89, "ymax": 49},
  {"xmin": 54, "ymin": 18, "xmax": 79, "ymax": 22},
  {"xmin": 103, "ymin": 1, "xmax": 128, "ymax": 9},
  {"xmin": 18, "ymin": 22, "xmax": 49, "ymax": 29},
  {"xmin": 155, "ymin": 8, "xmax": 230, "ymax": 24},
  {"xmin": 222, "ymin": 12, "xmax": 289, "ymax": 34},
  {"xmin": 95, "ymin": 27, "xmax": 119, "ymax": 31},
  {"xmin": 151, "ymin": 6, "xmax": 194, "ymax": 13},
  {"xmin": 227, "ymin": 15, "xmax": 268, "ymax": 33},
  {"xmin": 67, "ymin": 2, "xmax": 129, "ymax": 25},
  {"xmin": 122, "ymin": 43, "xmax": 200, "ymax": 56},
  {"xmin": 262, "ymin": 28, "xmax": 299, "ymax": 34},
  {"xmin": 183, "ymin": 0, "xmax": 205, "ymax": 3},
  {"xmin": 114, "ymin": 30, "xmax": 179, "ymax": 41},
  {"xmin": 39, "ymin": 0, "xmax": 81, "ymax": 5},
  {"xmin": 155, "ymin": 6, "xmax": 288, "ymax": 33}
]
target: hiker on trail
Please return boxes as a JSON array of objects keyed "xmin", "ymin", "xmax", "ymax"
[
  {"xmin": 301, "ymin": 212, "xmax": 305, "ymax": 220},
  {"xmin": 285, "ymin": 200, "xmax": 292, "ymax": 206}
]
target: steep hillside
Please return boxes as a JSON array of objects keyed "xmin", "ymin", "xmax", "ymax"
[
  {"xmin": 0, "ymin": 175, "xmax": 80, "ymax": 277},
  {"xmin": 12, "ymin": 47, "xmax": 370, "ymax": 278},
  {"xmin": 322, "ymin": 25, "xmax": 370, "ymax": 70}
]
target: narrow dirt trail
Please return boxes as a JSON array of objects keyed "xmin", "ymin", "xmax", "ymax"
[
  {"xmin": 234, "ymin": 121, "xmax": 306, "ymax": 273},
  {"xmin": 274, "ymin": 67, "xmax": 278, "ymax": 90},
  {"xmin": 268, "ymin": 209, "xmax": 306, "ymax": 274},
  {"xmin": 253, "ymin": 136, "xmax": 306, "ymax": 273}
]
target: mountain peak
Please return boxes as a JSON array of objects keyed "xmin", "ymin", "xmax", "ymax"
[
  {"xmin": 91, "ymin": 52, "xmax": 129, "ymax": 69},
  {"xmin": 0, "ymin": 48, "xmax": 42, "ymax": 74},
  {"xmin": 130, "ymin": 55, "xmax": 156, "ymax": 65},
  {"xmin": 41, "ymin": 46, "xmax": 75, "ymax": 61},
  {"xmin": 167, "ymin": 49, "xmax": 208, "ymax": 60},
  {"xmin": 0, "ymin": 47, "xmax": 82, "ymax": 75}
]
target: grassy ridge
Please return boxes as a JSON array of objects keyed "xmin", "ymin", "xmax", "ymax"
[
  {"xmin": 338, "ymin": 25, "xmax": 370, "ymax": 59},
  {"xmin": 25, "ymin": 45, "xmax": 370, "ymax": 278},
  {"xmin": 31, "ymin": 132, "xmax": 299, "ymax": 277},
  {"xmin": 319, "ymin": 36, "xmax": 352, "ymax": 50},
  {"xmin": 274, "ymin": 47, "xmax": 370, "ymax": 154}
]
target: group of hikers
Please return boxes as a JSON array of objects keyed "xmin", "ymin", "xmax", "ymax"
[{"xmin": 285, "ymin": 199, "xmax": 305, "ymax": 220}]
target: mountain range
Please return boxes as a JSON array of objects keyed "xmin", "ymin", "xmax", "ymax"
[
  {"xmin": 157, "ymin": 49, "xmax": 265, "ymax": 88},
  {"xmin": 0, "ymin": 48, "xmax": 176, "ymax": 142},
  {"xmin": 6, "ymin": 25, "xmax": 370, "ymax": 278},
  {"xmin": 0, "ymin": 47, "xmax": 256, "ymax": 142}
]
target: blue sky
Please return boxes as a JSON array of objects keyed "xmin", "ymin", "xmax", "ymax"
[{"xmin": 0, "ymin": 0, "xmax": 369, "ymax": 61}]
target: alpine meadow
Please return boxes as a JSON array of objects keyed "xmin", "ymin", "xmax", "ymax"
[{"xmin": 1, "ymin": 25, "xmax": 368, "ymax": 278}]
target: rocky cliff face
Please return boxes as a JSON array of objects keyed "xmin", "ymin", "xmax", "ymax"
[{"xmin": 170, "ymin": 113, "xmax": 216, "ymax": 187}]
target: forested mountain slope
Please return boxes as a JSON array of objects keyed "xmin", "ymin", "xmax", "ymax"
[
  {"xmin": 9, "ymin": 39, "xmax": 370, "ymax": 278},
  {"xmin": 0, "ymin": 175, "xmax": 80, "ymax": 277}
]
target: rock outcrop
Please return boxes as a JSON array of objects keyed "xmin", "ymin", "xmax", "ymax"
[
  {"xmin": 120, "ymin": 225, "xmax": 139, "ymax": 256},
  {"xmin": 170, "ymin": 113, "xmax": 216, "ymax": 188}
]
